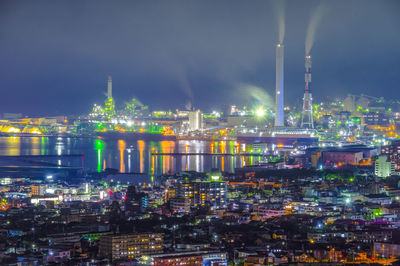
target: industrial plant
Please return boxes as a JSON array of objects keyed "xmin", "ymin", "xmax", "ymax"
[{"xmin": 1, "ymin": 0, "xmax": 400, "ymax": 265}]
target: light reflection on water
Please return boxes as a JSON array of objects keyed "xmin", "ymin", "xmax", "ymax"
[{"xmin": 0, "ymin": 137, "xmax": 260, "ymax": 174}]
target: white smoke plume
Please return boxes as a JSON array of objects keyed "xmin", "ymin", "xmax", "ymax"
[
  {"xmin": 170, "ymin": 65, "xmax": 195, "ymax": 104},
  {"xmin": 236, "ymin": 83, "xmax": 274, "ymax": 108},
  {"xmin": 177, "ymin": 73, "xmax": 194, "ymax": 102},
  {"xmin": 305, "ymin": 3, "xmax": 327, "ymax": 54},
  {"xmin": 185, "ymin": 101, "xmax": 192, "ymax": 111},
  {"xmin": 272, "ymin": 0, "xmax": 286, "ymax": 43}
]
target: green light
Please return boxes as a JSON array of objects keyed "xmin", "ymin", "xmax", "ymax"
[
  {"xmin": 95, "ymin": 140, "xmax": 104, "ymax": 173},
  {"xmin": 211, "ymin": 175, "xmax": 220, "ymax": 181},
  {"xmin": 95, "ymin": 139, "xmax": 104, "ymax": 150},
  {"xmin": 97, "ymin": 149, "xmax": 102, "ymax": 172},
  {"xmin": 372, "ymin": 208, "xmax": 382, "ymax": 217}
]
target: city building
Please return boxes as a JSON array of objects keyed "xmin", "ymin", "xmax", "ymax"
[
  {"xmin": 170, "ymin": 197, "xmax": 191, "ymax": 213},
  {"xmin": 125, "ymin": 185, "xmax": 149, "ymax": 214},
  {"xmin": 31, "ymin": 185, "xmax": 46, "ymax": 196},
  {"xmin": 139, "ymin": 251, "xmax": 227, "ymax": 265},
  {"xmin": 188, "ymin": 110, "xmax": 203, "ymax": 131},
  {"xmin": 176, "ymin": 175, "xmax": 227, "ymax": 210},
  {"xmin": 375, "ymin": 155, "xmax": 396, "ymax": 178},
  {"xmin": 363, "ymin": 111, "xmax": 390, "ymax": 126},
  {"xmin": 98, "ymin": 233, "xmax": 163, "ymax": 261},
  {"xmin": 322, "ymin": 150, "xmax": 364, "ymax": 166},
  {"xmin": 381, "ymin": 140, "xmax": 400, "ymax": 167}
]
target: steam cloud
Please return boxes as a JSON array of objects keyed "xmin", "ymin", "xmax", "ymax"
[
  {"xmin": 305, "ymin": 3, "xmax": 326, "ymax": 54},
  {"xmin": 177, "ymin": 73, "xmax": 194, "ymax": 103},
  {"xmin": 272, "ymin": 0, "xmax": 286, "ymax": 43},
  {"xmin": 169, "ymin": 65, "xmax": 194, "ymax": 106},
  {"xmin": 236, "ymin": 84, "xmax": 274, "ymax": 108}
]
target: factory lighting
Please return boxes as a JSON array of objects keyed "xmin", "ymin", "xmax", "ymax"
[{"xmin": 256, "ymin": 107, "xmax": 266, "ymax": 118}]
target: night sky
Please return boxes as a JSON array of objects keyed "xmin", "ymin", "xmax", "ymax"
[{"xmin": 0, "ymin": 0, "xmax": 399, "ymax": 116}]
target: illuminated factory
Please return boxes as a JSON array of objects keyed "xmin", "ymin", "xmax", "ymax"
[
  {"xmin": 236, "ymin": 42, "xmax": 318, "ymax": 149},
  {"xmin": 104, "ymin": 75, "xmax": 115, "ymax": 119}
]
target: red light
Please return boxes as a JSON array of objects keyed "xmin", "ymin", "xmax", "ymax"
[{"xmin": 108, "ymin": 190, "xmax": 112, "ymax": 195}]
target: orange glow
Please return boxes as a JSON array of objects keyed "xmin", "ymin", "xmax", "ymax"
[
  {"xmin": 358, "ymin": 158, "xmax": 373, "ymax": 166},
  {"xmin": 138, "ymin": 140, "xmax": 145, "ymax": 173},
  {"xmin": 220, "ymin": 141, "xmax": 226, "ymax": 153},
  {"xmin": 151, "ymin": 155, "xmax": 155, "ymax": 174},
  {"xmin": 0, "ymin": 199, "xmax": 9, "ymax": 211},
  {"xmin": 6, "ymin": 137, "xmax": 20, "ymax": 156},
  {"xmin": 115, "ymin": 125, "xmax": 126, "ymax": 133},
  {"xmin": 1, "ymin": 126, "xmax": 21, "ymax": 133},
  {"xmin": 22, "ymin": 127, "xmax": 42, "ymax": 134},
  {"xmin": 235, "ymin": 143, "xmax": 240, "ymax": 153},
  {"xmin": 161, "ymin": 141, "xmax": 175, "ymax": 174},
  {"xmin": 367, "ymin": 124, "xmax": 396, "ymax": 133},
  {"xmin": 118, "ymin": 139, "xmax": 126, "ymax": 173},
  {"xmin": 162, "ymin": 126, "xmax": 175, "ymax": 136},
  {"xmin": 219, "ymin": 129, "xmax": 227, "ymax": 136},
  {"xmin": 221, "ymin": 156, "xmax": 225, "ymax": 172},
  {"xmin": 31, "ymin": 137, "xmax": 40, "ymax": 156}
]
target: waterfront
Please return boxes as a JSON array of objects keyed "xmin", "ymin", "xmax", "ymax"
[{"xmin": 0, "ymin": 137, "xmax": 262, "ymax": 175}]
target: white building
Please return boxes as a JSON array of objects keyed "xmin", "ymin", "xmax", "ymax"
[
  {"xmin": 375, "ymin": 155, "xmax": 395, "ymax": 178},
  {"xmin": 188, "ymin": 110, "xmax": 203, "ymax": 131}
]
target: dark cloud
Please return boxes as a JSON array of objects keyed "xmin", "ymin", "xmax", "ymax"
[{"xmin": 0, "ymin": 0, "xmax": 399, "ymax": 115}]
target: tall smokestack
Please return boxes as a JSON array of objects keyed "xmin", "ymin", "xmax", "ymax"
[
  {"xmin": 301, "ymin": 54, "xmax": 314, "ymax": 129},
  {"xmin": 107, "ymin": 75, "xmax": 112, "ymax": 99},
  {"xmin": 274, "ymin": 43, "xmax": 284, "ymax": 127}
]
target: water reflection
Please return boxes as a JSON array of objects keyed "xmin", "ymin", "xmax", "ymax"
[
  {"xmin": 0, "ymin": 137, "xmax": 263, "ymax": 174},
  {"xmin": 41, "ymin": 137, "xmax": 48, "ymax": 155},
  {"xmin": 118, "ymin": 140, "xmax": 126, "ymax": 173},
  {"xmin": 31, "ymin": 137, "xmax": 40, "ymax": 156},
  {"xmin": 95, "ymin": 139, "xmax": 104, "ymax": 173},
  {"xmin": 7, "ymin": 137, "xmax": 20, "ymax": 156},
  {"xmin": 137, "ymin": 140, "xmax": 145, "ymax": 173}
]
